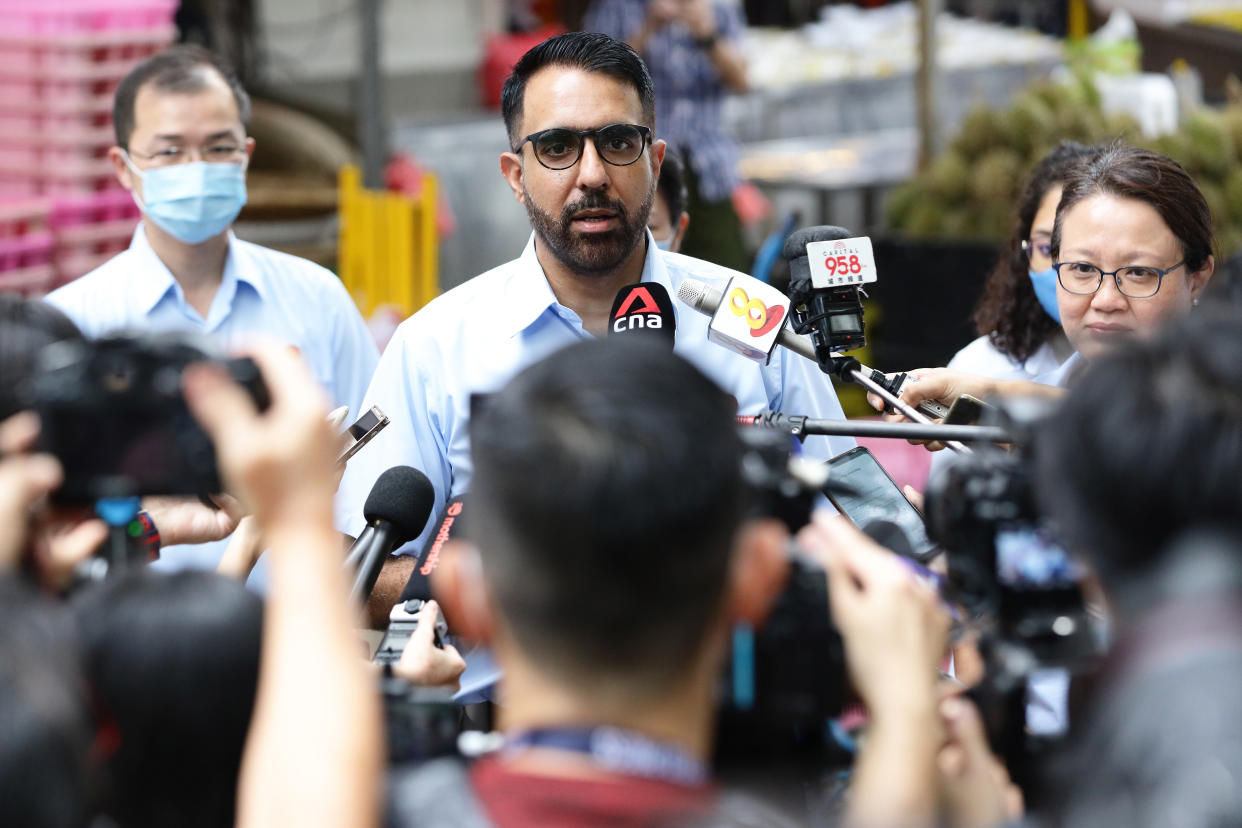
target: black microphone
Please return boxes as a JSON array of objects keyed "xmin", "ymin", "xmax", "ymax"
[
  {"xmin": 608, "ymin": 282, "xmax": 676, "ymax": 346},
  {"xmin": 782, "ymin": 225, "xmax": 864, "ymax": 359},
  {"xmin": 347, "ymin": 466, "xmax": 436, "ymax": 606}
]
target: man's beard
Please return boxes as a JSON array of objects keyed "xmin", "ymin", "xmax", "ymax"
[{"xmin": 523, "ymin": 184, "xmax": 655, "ymax": 277}]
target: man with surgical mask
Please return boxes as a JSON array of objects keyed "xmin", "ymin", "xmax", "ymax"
[
  {"xmin": 647, "ymin": 148, "xmax": 690, "ymax": 252},
  {"xmin": 46, "ymin": 45, "xmax": 378, "ymax": 573}
]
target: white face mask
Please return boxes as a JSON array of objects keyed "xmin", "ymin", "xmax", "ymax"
[{"xmin": 653, "ymin": 236, "xmax": 673, "ymax": 251}]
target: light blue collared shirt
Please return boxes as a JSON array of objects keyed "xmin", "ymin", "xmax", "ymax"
[
  {"xmin": 336, "ymin": 232, "xmax": 855, "ymax": 555},
  {"xmin": 46, "ymin": 223, "xmax": 380, "ymax": 572},
  {"xmin": 1035, "ymin": 350, "xmax": 1086, "ymax": 388}
]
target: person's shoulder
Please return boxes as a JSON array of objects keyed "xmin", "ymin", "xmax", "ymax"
[
  {"xmin": 233, "ymin": 237, "xmax": 340, "ymax": 285},
  {"xmin": 946, "ymin": 335, "xmax": 1027, "ymax": 378},
  {"xmin": 387, "ymin": 257, "xmax": 524, "ymax": 348},
  {"xmin": 44, "ymin": 251, "xmax": 133, "ymax": 321},
  {"xmin": 661, "ymin": 250, "xmax": 746, "ymax": 290}
]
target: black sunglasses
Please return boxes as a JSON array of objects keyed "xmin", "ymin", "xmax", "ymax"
[{"xmin": 514, "ymin": 123, "xmax": 652, "ymax": 171}]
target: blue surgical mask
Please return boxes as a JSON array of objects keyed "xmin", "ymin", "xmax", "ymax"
[
  {"xmin": 654, "ymin": 236, "xmax": 673, "ymax": 251},
  {"xmin": 1029, "ymin": 266, "xmax": 1061, "ymax": 323},
  {"xmin": 123, "ymin": 153, "xmax": 247, "ymax": 244}
]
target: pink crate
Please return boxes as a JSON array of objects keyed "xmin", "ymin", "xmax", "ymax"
[
  {"xmin": 0, "ymin": 156, "xmax": 121, "ymax": 195},
  {"xmin": 0, "ymin": 197, "xmax": 56, "ymax": 294},
  {"xmin": 0, "ymin": 197, "xmax": 52, "ymax": 235},
  {"xmin": 51, "ymin": 189, "xmax": 139, "ymax": 229},
  {"xmin": 0, "ymin": 1, "xmax": 178, "ymax": 35},
  {"xmin": 0, "ymin": 28, "xmax": 174, "ymax": 83}
]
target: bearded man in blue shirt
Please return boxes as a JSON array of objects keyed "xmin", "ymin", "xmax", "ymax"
[{"xmin": 337, "ymin": 32, "xmax": 851, "ymax": 572}]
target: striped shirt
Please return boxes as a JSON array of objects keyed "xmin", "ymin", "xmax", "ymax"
[{"xmin": 584, "ymin": 0, "xmax": 745, "ymax": 203}]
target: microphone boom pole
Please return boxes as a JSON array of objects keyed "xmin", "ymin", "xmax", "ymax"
[{"xmin": 739, "ymin": 412, "xmax": 1009, "ymax": 443}]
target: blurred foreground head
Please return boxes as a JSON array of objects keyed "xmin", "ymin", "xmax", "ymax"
[
  {"xmin": 0, "ymin": 581, "xmax": 91, "ymax": 828},
  {"xmin": 1036, "ymin": 307, "xmax": 1242, "ymax": 593},
  {"xmin": 72, "ymin": 570, "xmax": 263, "ymax": 828},
  {"xmin": 468, "ymin": 338, "xmax": 746, "ymax": 695}
]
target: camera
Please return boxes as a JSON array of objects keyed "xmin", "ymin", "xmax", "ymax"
[
  {"xmin": 715, "ymin": 429, "xmax": 850, "ymax": 775},
  {"xmin": 21, "ymin": 333, "xmax": 269, "ymax": 502},
  {"xmin": 923, "ymin": 400, "xmax": 1100, "ymax": 787}
]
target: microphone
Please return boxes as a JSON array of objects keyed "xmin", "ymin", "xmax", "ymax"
[
  {"xmin": 608, "ymin": 282, "xmax": 676, "ymax": 346},
  {"xmin": 678, "ymin": 276, "xmax": 815, "ymax": 363},
  {"xmin": 678, "ymin": 274, "xmax": 955, "ymax": 429},
  {"xmin": 783, "ymin": 225, "xmax": 868, "ymax": 358},
  {"xmin": 347, "ymin": 466, "xmax": 436, "ymax": 606}
]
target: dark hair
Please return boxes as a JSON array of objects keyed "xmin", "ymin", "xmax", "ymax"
[
  {"xmin": 1035, "ymin": 307, "xmax": 1242, "ymax": 586},
  {"xmin": 1052, "ymin": 142, "xmax": 1215, "ymax": 274},
  {"xmin": 72, "ymin": 570, "xmax": 263, "ymax": 828},
  {"xmin": 974, "ymin": 142, "xmax": 1100, "ymax": 362},
  {"xmin": 0, "ymin": 296, "xmax": 85, "ymax": 420},
  {"xmin": 500, "ymin": 31, "xmax": 656, "ymax": 149},
  {"xmin": 657, "ymin": 147, "xmax": 689, "ymax": 223},
  {"xmin": 469, "ymin": 338, "xmax": 744, "ymax": 693},
  {"xmin": 0, "ymin": 580, "xmax": 92, "ymax": 828},
  {"xmin": 112, "ymin": 44, "xmax": 251, "ymax": 149}
]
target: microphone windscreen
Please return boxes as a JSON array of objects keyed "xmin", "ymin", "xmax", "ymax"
[
  {"xmin": 608, "ymin": 282, "xmax": 676, "ymax": 346},
  {"xmin": 781, "ymin": 225, "xmax": 854, "ymax": 262},
  {"xmin": 363, "ymin": 466, "xmax": 436, "ymax": 546}
]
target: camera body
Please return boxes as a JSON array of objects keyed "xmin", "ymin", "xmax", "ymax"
[
  {"xmin": 22, "ymin": 333, "xmax": 268, "ymax": 502},
  {"xmin": 715, "ymin": 429, "xmax": 849, "ymax": 771},
  {"xmin": 924, "ymin": 404, "xmax": 1099, "ymax": 785}
]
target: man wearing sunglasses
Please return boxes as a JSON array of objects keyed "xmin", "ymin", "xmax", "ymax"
[
  {"xmin": 47, "ymin": 46, "xmax": 378, "ymax": 574},
  {"xmin": 337, "ymin": 32, "xmax": 851, "ymax": 565}
]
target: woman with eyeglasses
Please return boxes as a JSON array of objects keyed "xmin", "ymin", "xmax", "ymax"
[
  {"xmin": 948, "ymin": 142, "xmax": 1101, "ymax": 382},
  {"xmin": 878, "ymin": 142, "xmax": 1217, "ymax": 423}
]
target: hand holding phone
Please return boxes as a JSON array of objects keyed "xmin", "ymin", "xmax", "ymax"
[
  {"xmin": 823, "ymin": 446, "xmax": 939, "ymax": 562},
  {"xmin": 337, "ymin": 406, "xmax": 389, "ymax": 466}
]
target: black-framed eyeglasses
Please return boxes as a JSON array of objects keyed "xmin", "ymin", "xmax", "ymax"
[
  {"xmin": 1053, "ymin": 260, "xmax": 1185, "ymax": 299},
  {"xmin": 514, "ymin": 123, "xmax": 652, "ymax": 170}
]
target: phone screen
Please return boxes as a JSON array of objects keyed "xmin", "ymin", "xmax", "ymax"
[{"xmin": 825, "ymin": 447, "xmax": 937, "ymax": 561}]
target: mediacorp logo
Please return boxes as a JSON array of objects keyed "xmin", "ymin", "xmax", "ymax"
[
  {"xmin": 612, "ymin": 285, "xmax": 667, "ymax": 333},
  {"xmin": 727, "ymin": 285, "xmax": 785, "ymax": 337}
]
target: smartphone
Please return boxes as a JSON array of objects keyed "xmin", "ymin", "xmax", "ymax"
[
  {"xmin": 824, "ymin": 446, "xmax": 938, "ymax": 562},
  {"xmin": 338, "ymin": 405, "xmax": 389, "ymax": 465}
]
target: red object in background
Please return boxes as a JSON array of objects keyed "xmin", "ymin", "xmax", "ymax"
[
  {"xmin": 384, "ymin": 154, "xmax": 457, "ymax": 238},
  {"xmin": 479, "ymin": 25, "xmax": 567, "ymax": 109}
]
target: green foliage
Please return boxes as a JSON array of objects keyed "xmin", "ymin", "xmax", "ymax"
[{"xmin": 889, "ymin": 77, "xmax": 1242, "ymax": 260}]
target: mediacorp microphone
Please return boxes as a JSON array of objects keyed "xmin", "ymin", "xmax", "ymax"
[
  {"xmin": 347, "ymin": 465, "xmax": 436, "ymax": 606},
  {"xmin": 783, "ymin": 225, "xmax": 875, "ymax": 358},
  {"xmin": 678, "ymin": 274, "xmax": 815, "ymax": 363},
  {"xmin": 608, "ymin": 282, "xmax": 676, "ymax": 346}
]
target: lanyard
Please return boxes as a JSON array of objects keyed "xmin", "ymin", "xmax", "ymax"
[{"xmin": 504, "ymin": 725, "xmax": 709, "ymax": 786}]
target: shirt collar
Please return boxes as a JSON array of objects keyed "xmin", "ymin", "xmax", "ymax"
[
  {"xmin": 127, "ymin": 223, "xmax": 267, "ymax": 315},
  {"xmin": 502, "ymin": 230, "xmax": 675, "ymax": 338}
]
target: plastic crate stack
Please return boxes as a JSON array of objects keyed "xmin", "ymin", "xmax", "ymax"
[{"xmin": 0, "ymin": 0, "xmax": 177, "ymax": 295}]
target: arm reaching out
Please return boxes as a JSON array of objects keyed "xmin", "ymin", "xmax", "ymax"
[{"xmin": 185, "ymin": 346, "xmax": 383, "ymax": 828}]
